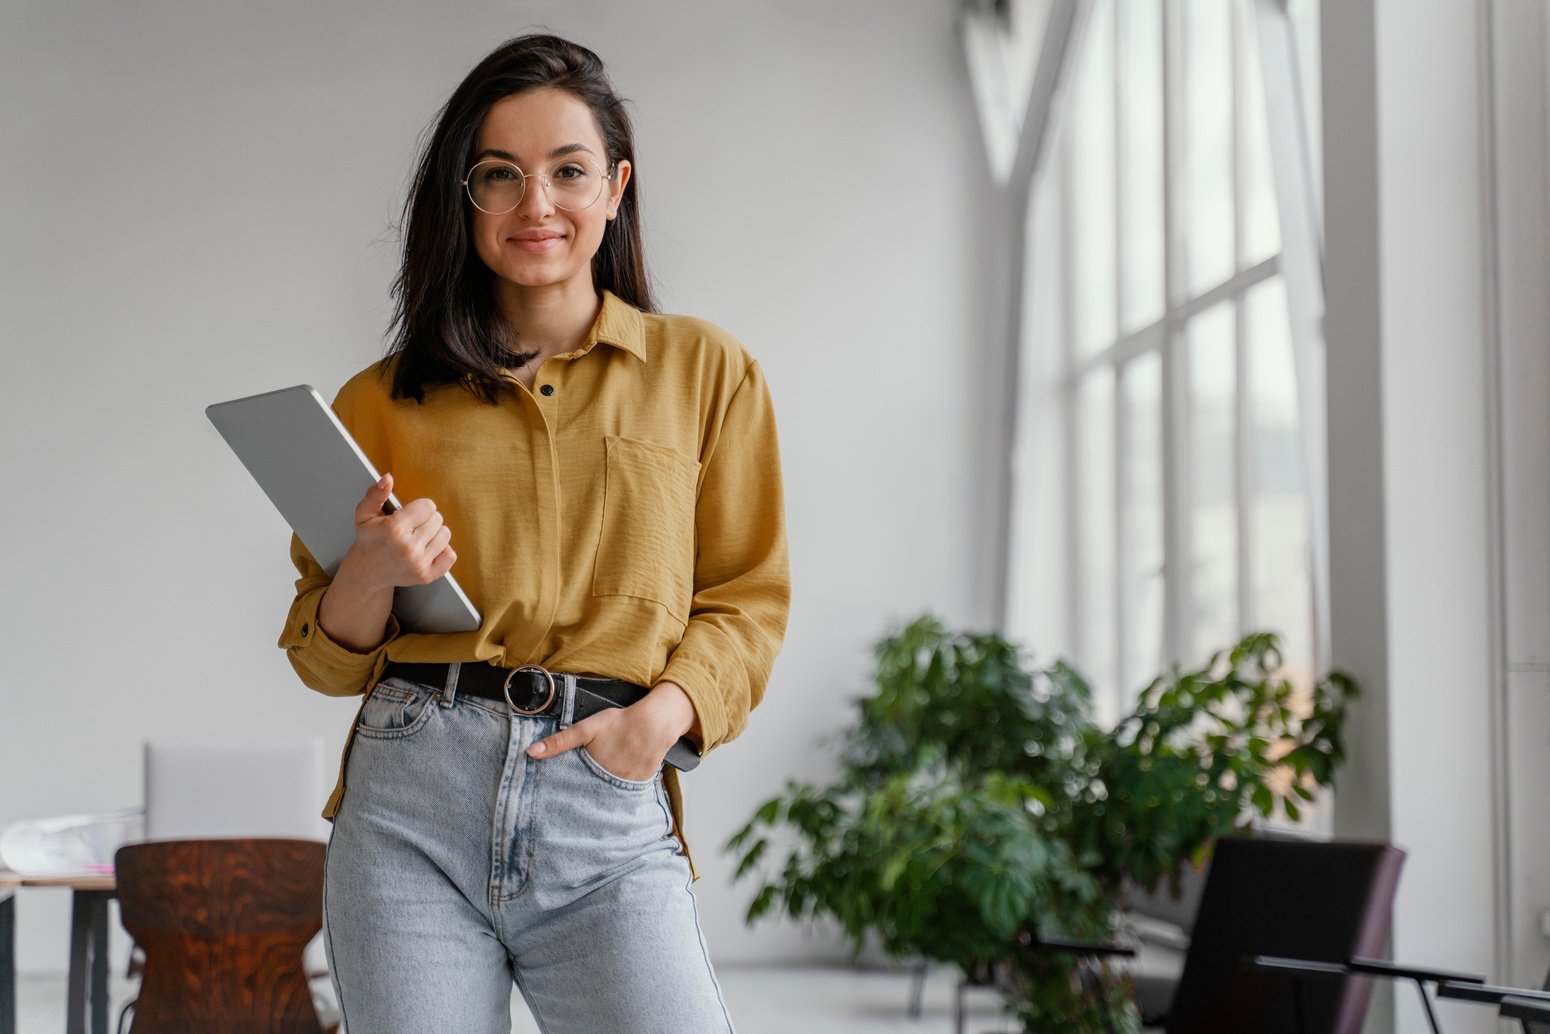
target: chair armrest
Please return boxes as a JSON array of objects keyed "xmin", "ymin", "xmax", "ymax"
[
  {"xmin": 1347, "ymin": 956, "xmax": 1485, "ymax": 986},
  {"xmin": 1017, "ymin": 929, "xmax": 1137, "ymax": 960},
  {"xmin": 1501, "ymin": 996, "xmax": 1550, "ymax": 1022},
  {"xmin": 1040, "ymin": 936, "xmax": 1137, "ymax": 959},
  {"xmin": 1251, "ymin": 955, "xmax": 1488, "ymax": 988},
  {"xmin": 1437, "ymin": 981, "xmax": 1550, "ymax": 1007},
  {"xmin": 1250, "ymin": 955, "xmax": 1350, "ymax": 978}
]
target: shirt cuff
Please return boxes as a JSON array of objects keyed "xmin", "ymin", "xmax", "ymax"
[
  {"xmin": 655, "ymin": 656, "xmax": 728, "ymax": 754},
  {"xmin": 280, "ymin": 587, "xmax": 399, "ymax": 696}
]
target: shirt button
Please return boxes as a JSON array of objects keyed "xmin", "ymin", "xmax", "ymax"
[
  {"xmin": 300, "ymin": 623, "xmax": 310, "ymax": 638},
  {"xmin": 540, "ymin": 384, "xmax": 555, "ymax": 396}
]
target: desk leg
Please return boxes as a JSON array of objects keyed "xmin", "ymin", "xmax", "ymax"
[
  {"xmin": 66, "ymin": 891, "xmax": 88, "ymax": 1034},
  {"xmin": 1, "ymin": 892, "xmax": 15, "ymax": 1034},
  {"xmin": 65, "ymin": 890, "xmax": 113, "ymax": 1034},
  {"xmin": 88, "ymin": 892, "xmax": 109, "ymax": 1034},
  {"xmin": 63, "ymin": 890, "xmax": 114, "ymax": 1034}
]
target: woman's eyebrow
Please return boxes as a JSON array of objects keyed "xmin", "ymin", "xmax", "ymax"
[{"xmin": 473, "ymin": 143, "xmax": 597, "ymax": 163}]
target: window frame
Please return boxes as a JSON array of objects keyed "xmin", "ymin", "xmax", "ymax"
[{"xmin": 979, "ymin": 0, "xmax": 1329, "ymax": 716}]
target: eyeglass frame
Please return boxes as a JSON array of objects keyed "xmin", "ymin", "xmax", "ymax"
[{"xmin": 460, "ymin": 156, "xmax": 620, "ymax": 215}]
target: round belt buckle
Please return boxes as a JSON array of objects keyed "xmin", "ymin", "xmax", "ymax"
[{"xmin": 502, "ymin": 664, "xmax": 557, "ymax": 716}]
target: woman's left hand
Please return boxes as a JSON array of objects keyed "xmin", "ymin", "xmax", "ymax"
[{"xmin": 525, "ymin": 682, "xmax": 697, "ymax": 782}]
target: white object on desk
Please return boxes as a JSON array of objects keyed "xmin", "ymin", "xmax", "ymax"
[{"xmin": 0, "ymin": 808, "xmax": 144, "ymax": 877}]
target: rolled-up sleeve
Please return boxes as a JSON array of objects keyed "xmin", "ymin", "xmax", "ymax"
[
  {"xmin": 657, "ymin": 359, "xmax": 791, "ymax": 752},
  {"xmin": 278, "ymin": 533, "xmax": 399, "ymax": 698}
]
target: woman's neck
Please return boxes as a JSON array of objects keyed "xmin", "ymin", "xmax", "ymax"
[{"xmin": 494, "ymin": 276, "xmax": 602, "ymax": 364}]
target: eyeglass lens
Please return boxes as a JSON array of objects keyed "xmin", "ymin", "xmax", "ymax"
[{"xmin": 465, "ymin": 158, "xmax": 608, "ymax": 214}]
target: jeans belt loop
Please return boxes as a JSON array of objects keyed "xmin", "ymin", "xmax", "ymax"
[
  {"xmin": 559, "ymin": 673, "xmax": 579, "ymax": 729},
  {"xmin": 440, "ymin": 662, "xmax": 461, "ymax": 708}
]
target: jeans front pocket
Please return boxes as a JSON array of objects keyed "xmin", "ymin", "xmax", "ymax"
[
  {"xmin": 591, "ymin": 436, "xmax": 699, "ymax": 624},
  {"xmin": 354, "ymin": 678, "xmax": 437, "ymax": 740},
  {"xmin": 577, "ymin": 745, "xmax": 660, "ymax": 792},
  {"xmin": 526, "ymin": 740, "xmax": 676, "ymax": 896}
]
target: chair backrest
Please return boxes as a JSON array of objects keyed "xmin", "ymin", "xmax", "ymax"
[
  {"xmin": 143, "ymin": 737, "xmax": 328, "ymax": 841},
  {"xmin": 115, "ymin": 838, "xmax": 326, "ymax": 1034},
  {"xmin": 1164, "ymin": 836, "xmax": 1405, "ymax": 1034},
  {"xmin": 1124, "ymin": 825, "xmax": 1321, "ymax": 937}
]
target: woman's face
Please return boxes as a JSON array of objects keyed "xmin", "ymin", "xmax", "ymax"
[{"xmin": 467, "ymin": 87, "xmax": 631, "ymax": 295}]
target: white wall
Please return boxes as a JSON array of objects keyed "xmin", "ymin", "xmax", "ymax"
[
  {"xmin": 0, "ymin": 0, "xmax": 1003, "ymax": 973},
  {"xmin": 1322, "ymin": 1, "xmax": 1511, "ymax": 1032},
  {"xmin": 1489, "ymin": 0, "xmax": 1550, "ymax": 994}
]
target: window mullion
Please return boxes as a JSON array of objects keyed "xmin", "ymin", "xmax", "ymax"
[
  {"xmin": 1161, "ymin": 0, "xmax": 1188, "ymax": 669},
  {"xmin": 1251, "ymin": 0, "xmax": 1330, "ymax": 669},
  {"xmin": 1232, "ymin": 0, "xmax": 1254, "ymax": 638},
  {"xmin": 1112, "ymin": 1, "xmax": 1128, "ymax": 703},
  {"xmin": 1060, "ymin": 106, "xmax": 1083, "ymax": 685}
]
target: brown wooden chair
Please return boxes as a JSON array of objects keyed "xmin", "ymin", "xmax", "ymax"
[{"xmin": 114, "ymin": 838, "xmax": 329, "ymax": 1034}]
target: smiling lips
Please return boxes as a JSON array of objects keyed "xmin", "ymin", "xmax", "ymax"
[{"xmin": 510, "ymin": 231, "xmax": 564, "ymax": 253}]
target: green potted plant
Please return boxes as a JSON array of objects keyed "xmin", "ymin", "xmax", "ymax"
[{"xmin": 727, "ymin": 614, "xmax": 1357, "ymax": 1032}]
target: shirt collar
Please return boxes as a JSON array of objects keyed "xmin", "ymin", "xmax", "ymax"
[{"xmin": 583, "ymin": 289, "xmax": 648, "ymax": 363}]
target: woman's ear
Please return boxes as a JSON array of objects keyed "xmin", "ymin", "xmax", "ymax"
[{"xmin": 607, "ymin": 159, "xmax": 632, "ymax": 219}]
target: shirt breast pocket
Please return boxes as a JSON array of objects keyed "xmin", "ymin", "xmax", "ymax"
[{"xmin": 592, "ymin": 435, "xmax": 700, "ymax": 624}]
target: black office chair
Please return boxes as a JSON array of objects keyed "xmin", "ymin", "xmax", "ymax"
[
  {"xmin": 1503, "ymin": 981, "xmax": 1550, "ymax": 1032},
  {"xmin": 1024, "ymin": 836, "xmax": 1405, "ymax": 1034},
  {"xmin": 1527, "ymin": 968, "xmax": 1550, "ymax": 1034},
  {"xmin": 1430, "ymin": 971, "xmax": 1550, "ymax": 1033},
  {"xmin": 1255, "ymin": 957, "xmax": 1550, "ymax": 1034},
  {"xmin": 1155, "ymin": 837, "xmax": 1405, "ymax": 1033}
]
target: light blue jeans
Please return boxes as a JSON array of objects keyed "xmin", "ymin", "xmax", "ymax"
[{"xmin": 322, "ymin": 671, "xmax": 735, "ymax": 1033}]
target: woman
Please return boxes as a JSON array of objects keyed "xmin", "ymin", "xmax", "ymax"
[{"xmin": 279, "ymin": 33, "xmax": 790, "ymax": 1033}]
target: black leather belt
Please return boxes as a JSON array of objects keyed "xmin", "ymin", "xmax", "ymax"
[{"xmin": 381, "ymin": 661, "xmax": 701, "ymax": 772}]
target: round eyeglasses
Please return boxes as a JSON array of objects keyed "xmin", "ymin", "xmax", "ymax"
[{"xmin": 462, "ymin": 157, "xmax": 614, "ymax": 214}]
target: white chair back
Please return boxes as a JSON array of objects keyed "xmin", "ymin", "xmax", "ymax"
[{"xmin": 143, "ymin": 737, "xmax": 329, "ymax": 842}]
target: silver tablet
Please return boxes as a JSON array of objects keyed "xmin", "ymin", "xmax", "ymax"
[{"xmin": 207, "ymin": 384, "xmax": 482, "ymax": 634}]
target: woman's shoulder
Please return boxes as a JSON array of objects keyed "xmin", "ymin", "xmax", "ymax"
[
  {"xmin": 329, "ymin": 355, "xmax": 403, "ymax": 422},
  {"xmin": 640, "ymin": 308, "xmax": 757, "ymax": 380}
]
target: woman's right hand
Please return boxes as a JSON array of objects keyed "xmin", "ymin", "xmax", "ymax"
[
  {"xmin": 316, "ymin": 474, "xmax": 457, "ymax": 652},
  {"xmin": 342, "ymin": 473, "xmax": 458, "ymax": 590}
]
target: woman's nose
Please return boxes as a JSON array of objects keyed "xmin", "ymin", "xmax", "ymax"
[{"xmin": 516, "ymin": 175, "xmax": 556, "ymax": 219}]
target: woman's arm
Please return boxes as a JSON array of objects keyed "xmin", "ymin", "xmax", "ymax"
[
  {"xmin": 280, "ymin": 536, "xmax": 395, "ymax": 698},
  {"xmin": 316, "ymin": 554, "xmax": 397, "ymax": 653},
  {"xmin": 281, "ymin": 473, "xmax": 457, "ymax": 694},
  {"xmin": 318, "ymin": 474, "xmax": 456, "ymax": 649},
  {"xmin": 652, "ymin": 359, "xmax": 790, "ymax": 753}
]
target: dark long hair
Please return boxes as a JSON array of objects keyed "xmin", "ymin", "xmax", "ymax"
[{"xmin": 385, "ymin": 34, "xmax": 656, "ymax": 403}]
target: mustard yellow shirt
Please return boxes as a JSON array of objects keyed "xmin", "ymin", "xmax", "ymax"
[{"xmin": 278, "ymin": 290, "xmax": 791, "ymax": 875}]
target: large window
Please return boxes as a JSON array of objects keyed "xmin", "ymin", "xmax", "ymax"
[{"xmin": 1004, "ymin": 0, "xmax": 1325, "ymax": 723}]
